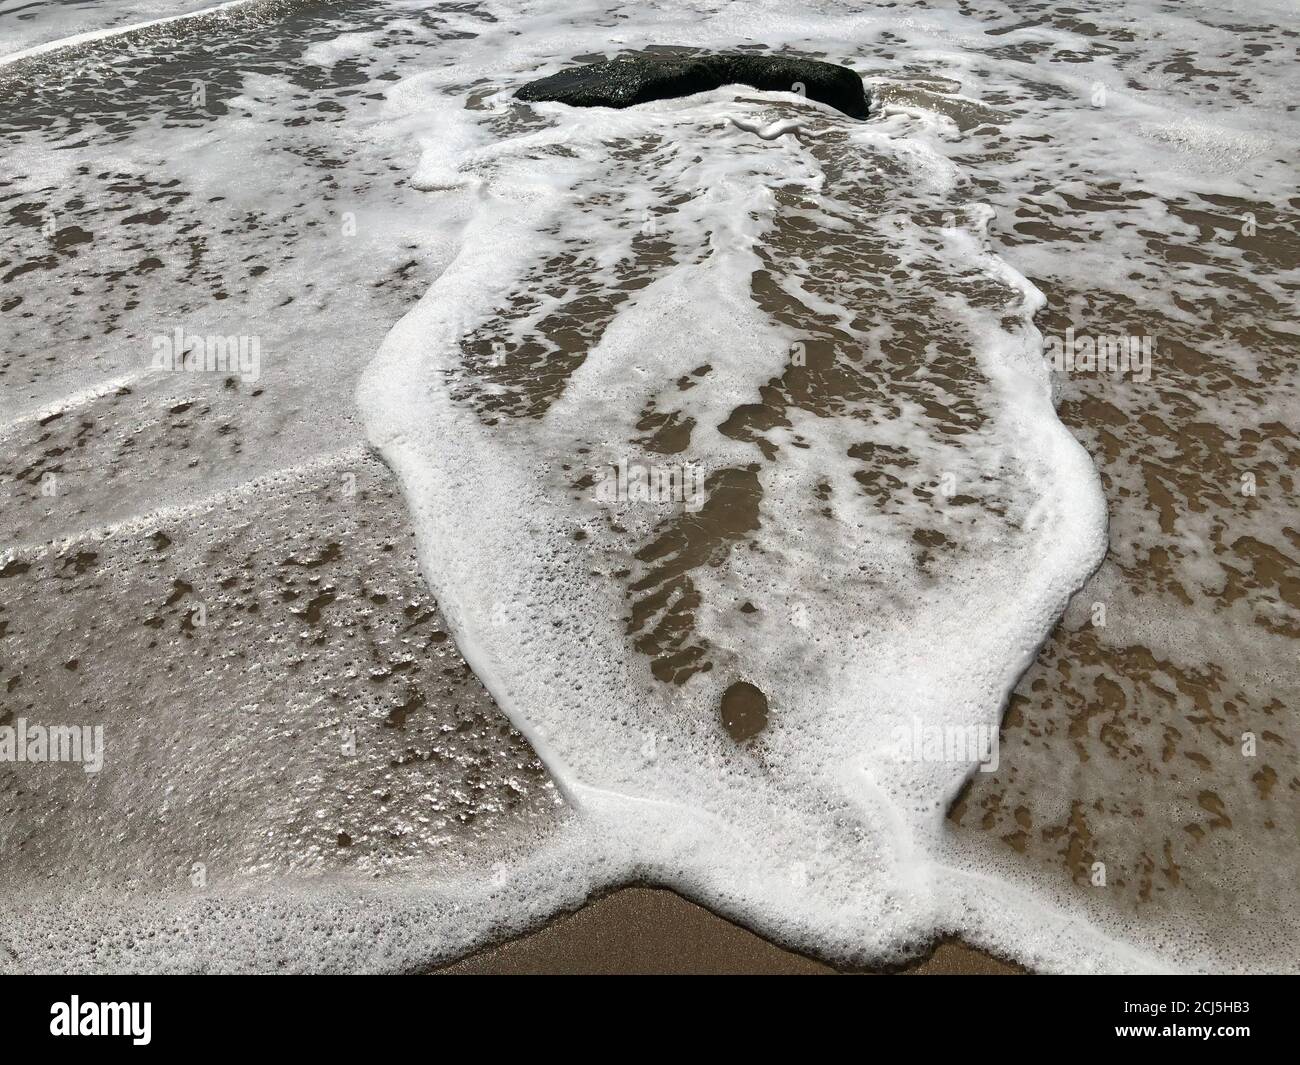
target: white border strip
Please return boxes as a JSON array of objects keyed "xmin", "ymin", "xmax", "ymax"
[{"xmin": 0, "ymin": 0, "xmax": 259, "ymax": 70}]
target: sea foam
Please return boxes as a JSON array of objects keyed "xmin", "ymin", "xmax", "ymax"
[{"xmin": 355, "ymin": 66, "xmax": 1125, "ymax": 967}]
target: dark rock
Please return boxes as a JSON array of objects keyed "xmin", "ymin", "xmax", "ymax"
[
  {"xmin": 517, "ymin": 52, "xmax": 869, "ymax": 120},
  {"xmin": 720, "ymin": 680, "xmax": 770, "ymax": 743}
]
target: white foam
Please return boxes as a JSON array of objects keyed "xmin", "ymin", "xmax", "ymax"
[
  {"xmin": 0, "ymin": 0, "xmax": 257, "ymax": 66},
  {"xmin": 357, "ymin": 73, "xmax": 1129, "ymax": 968}
]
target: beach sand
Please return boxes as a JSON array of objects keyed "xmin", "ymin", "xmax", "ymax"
[{"xmin": 437, "ymin": 886, "xmax": 1020, "ymax": 975}]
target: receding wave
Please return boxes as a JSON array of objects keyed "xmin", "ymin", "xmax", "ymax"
[{"xmin": 357, "ymin": 56, "xmax": 1115, "ymax": 967}]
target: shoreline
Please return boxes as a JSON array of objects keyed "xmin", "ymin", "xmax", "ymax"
[{"xmin": 435, "ymin": 886, "xmax": 1023, "ymax": 976}]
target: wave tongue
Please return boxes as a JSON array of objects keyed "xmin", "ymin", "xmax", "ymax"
[{"xmin": 359, "ymin": 87, "xmax": 1107, "ymax": 962}]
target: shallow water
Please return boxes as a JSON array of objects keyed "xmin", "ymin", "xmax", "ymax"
[
  {"xmin": 0, "ymin": 0, "xmax": 1295, "ymax": 973},
  {"xmin": 0, "ymin": 0, "xmax": 235, "ymax": 59}
]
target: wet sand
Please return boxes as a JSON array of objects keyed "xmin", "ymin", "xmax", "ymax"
[{"xmin": 437, "ymin": 886, "xmax": 1021, "ymax": 975}]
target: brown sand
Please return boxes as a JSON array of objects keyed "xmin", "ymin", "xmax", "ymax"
[{"xmin": 437, "ymin": 886, "xmax": 1021, "ymax": 975}]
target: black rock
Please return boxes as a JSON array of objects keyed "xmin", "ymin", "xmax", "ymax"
[{"xmin": 516, "ymin": 52, "xmax": 869, "ymax": 120}]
